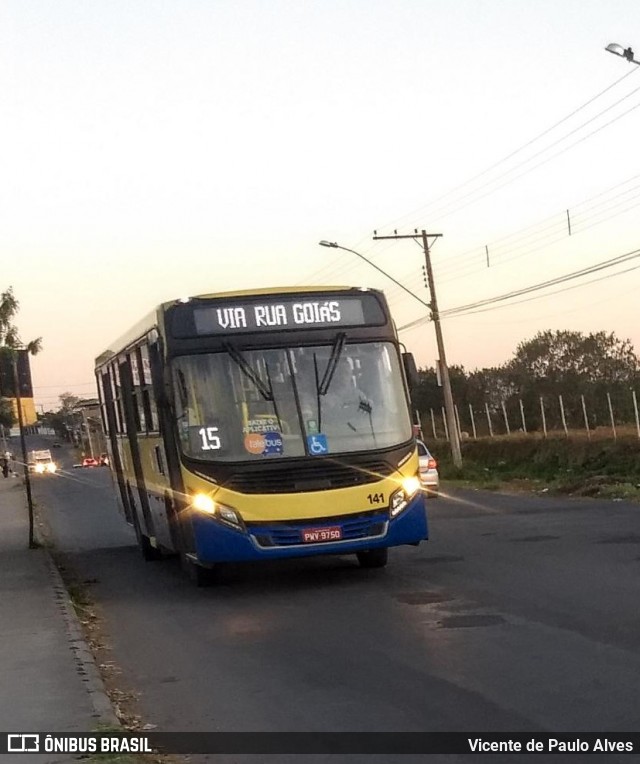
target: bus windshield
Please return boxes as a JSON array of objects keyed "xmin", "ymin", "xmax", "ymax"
[{"xmin": 172, "ymin": 341, "xmax": 412, "ymax": 462}]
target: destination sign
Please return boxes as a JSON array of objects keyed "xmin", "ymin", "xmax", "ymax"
[{"xmin": 181, "ymin": 294, "xmax": 385, "ymax": 336}]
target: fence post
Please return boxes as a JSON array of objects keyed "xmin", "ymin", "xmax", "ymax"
[
  {"xmin": 558, "ymin": 394, "xmax": 568, "ymax": 437},
  {"xmin": 633, "ymin": 390, "xmax": 640, "ymax": 440},
  {"xmin": 441, "ymin": 407, "xmax": 449, "ymax": 441},
  {"xmin": 501, "ymin": 401, "xmax": 510, "ymax": 435},
  {"xmin": 607, "ymin": 392, "xmax": 617, "ymax": 441},
  {"xmin": 468, "ymin": 403, "xmax": 477, "ymax": 439},
  {"xmin": 454, "ymin": 404, "xmax": 462, "ymax": 440},
  {"xmin": 519, "ymin": 399, "xmax": 527, "ymax": 433},
  {"xmin": 540, "ymin": 397, "xmax": 547, "ymax": 438},
  {"xmin": 430, "ymin": 408, "xmax": 437, "ymax": 440},
  {"xmin": 581, "ymin": 394, "xmax": 590, "ymax": 440},
  {"xmin": 485, "ymin": 402, "xmax": 493, "ymax": 437}
]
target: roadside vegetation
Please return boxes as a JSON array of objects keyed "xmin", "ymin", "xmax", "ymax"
[
  {"xmin": 412, "ymin": 328, "xmax": 640, "ymax": 501},
  {"xmin": 436, "ymin": 430, "xmax": 640, "ymax": 501},
  {"xmin": 415, "ymin": 329, "xmax": 640, "ymax": 439}
]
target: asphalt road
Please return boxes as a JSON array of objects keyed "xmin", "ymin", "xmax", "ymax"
[{"xmin": 26, "ymin": 435, "xmax": 640, "ymax": 763}]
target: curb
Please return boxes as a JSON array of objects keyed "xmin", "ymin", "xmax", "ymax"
[
  {"xmin": 32, "ymin": 500, "xmax": 122, "ymax": 730},
  {"xmin": 44, "ymin": 551, "xmax": 120, "ymax": 728}
]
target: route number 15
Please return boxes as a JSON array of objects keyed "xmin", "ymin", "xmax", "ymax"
[{"xmin": 198, "ymin": 426, "xmax": 221, "ymax": 451}]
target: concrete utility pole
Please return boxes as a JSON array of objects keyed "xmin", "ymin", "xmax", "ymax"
[
  {"xmin": 373, "ymin": 229, "xmax": 462, "ymax": 468},
  {"xmin": 12, "ymin": 354, "xmax": 36, "ymax": 548}
]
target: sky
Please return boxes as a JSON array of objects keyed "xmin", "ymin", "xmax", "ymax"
[{"xmin": 2, "ymin": 0, "xmax": 640, "ymax": 410}]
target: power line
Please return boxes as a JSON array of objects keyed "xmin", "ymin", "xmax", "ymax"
[
  {"xmin": 33, "ymin": 382, "xmax": 96, "ymax": 389},
  {"xmin": 394, "ymin": 173, "xmax": 640, "ymax": 290},
  {"xmin": 396, "ymin": 257, "xmax": 640, "ymax": 333},
  {"xmin": 304, "ymin": 73, "xmax": 640, "ymax": 293},
  {"xmin": 441, "ymin": 246, "xmax": 640, "ymax": 317},
  {"xmin": 445, "ymin": 262, "xmax": 640, "ymax": 319},
  {"xmin": 373, "ymin": 68, "xmax": 640, "ymax": 232}
]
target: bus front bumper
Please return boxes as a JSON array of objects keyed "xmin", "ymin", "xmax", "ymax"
[{"xmin": 192, "ymin": 494, "xmax": 428, "ymax": 563}]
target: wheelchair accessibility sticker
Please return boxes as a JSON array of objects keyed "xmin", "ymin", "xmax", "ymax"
[{"xmin": 307, "ymin": 434, "xmax": 328, "ymax": 455}]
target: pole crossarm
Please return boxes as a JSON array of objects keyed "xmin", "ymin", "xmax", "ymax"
[{"xmin": 374, "ymin": 233, "xmax": 442, "ymax": 242}]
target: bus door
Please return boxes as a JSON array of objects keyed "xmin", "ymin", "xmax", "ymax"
[
  {"xmin": 99, "ymin": 369, "xmax": 132, "ymax": 524},
  {"xmin": 119, "ymin": 358, "xmax": 156, "ymax": 539},
  {"xmin": 148, "ymin": 340, "xmax": 194, "ymax": 554}
]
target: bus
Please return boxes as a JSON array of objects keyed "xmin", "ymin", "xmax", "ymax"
[{"xmin": 95, "ymin": 286, "xmax": 428, "ymax": 584}]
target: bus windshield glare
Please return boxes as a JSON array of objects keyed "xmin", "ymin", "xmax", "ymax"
[{"xmin": 173, "ymin": 341, "xmax": 412, "ymax": 461}]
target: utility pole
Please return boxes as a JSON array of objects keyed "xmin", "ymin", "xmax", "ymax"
[
  {"xmin": 12, "ymin": 353, "xmax": 36, "ymax": 548},
  {"xmin": 81, "ymin": 407, "xmax": 94, "ymax": 458},
  {"xmin": 373, "ymin": 229, "xmax": 462, "ymax": 468}
]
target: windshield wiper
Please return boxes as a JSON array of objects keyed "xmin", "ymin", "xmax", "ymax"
[
  {"xmin": 314, "ymin": 332, "xmax": 346, "ymax": 435},
  {"xmin": 317, "ymin": 332, "xmax": 346, "ymax": 396},
  {"xmin": 223, "ymin": 341, "xmax": 273, "ymax": 401}
]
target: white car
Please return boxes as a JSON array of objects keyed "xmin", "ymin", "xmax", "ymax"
[{"xmin": 417, "ymin": 440, "xmax": 439, "ymax": 497}]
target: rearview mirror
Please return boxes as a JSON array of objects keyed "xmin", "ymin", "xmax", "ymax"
[{"xmin": 402, "ymin": 352, "xmax": 419, "ymax": 392}]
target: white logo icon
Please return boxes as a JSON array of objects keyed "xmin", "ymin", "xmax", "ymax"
[{"xmin": 7, "ymin": 734, "xmax": 40, "ymax": 752}]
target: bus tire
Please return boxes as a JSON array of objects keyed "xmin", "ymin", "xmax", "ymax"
[
  {"xmin": 356, "ymin": 548, "xmax": 388, "ymax": 569},
  {"xmin": 181, "ymin": 554, "xmax": 218, "ymax": 587}
]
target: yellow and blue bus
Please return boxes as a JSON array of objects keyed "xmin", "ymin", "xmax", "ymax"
[{"xmin": 95, "ymin": 286, "xmax": 428, "ymax": 584}]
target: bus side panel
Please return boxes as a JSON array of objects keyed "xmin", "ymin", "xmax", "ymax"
[{"xmin": 136, "ymin": 434, "xmax": 175, "ymax": 551}]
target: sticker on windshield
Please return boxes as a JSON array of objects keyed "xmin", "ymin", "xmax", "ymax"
[
  {"xmin": 188, "ymin": 424, "xmax": 223, "ymax": 453},
  {"xmin": 263, "ymin": 431, "xmax": 283, "ymax": 455},
  {"xmin": 243, "ymin": 415, "xmax": 280, "ymax": 434},
  {"xmin": 307, "ymin": 433, "xmax": 328, "ymax": 455},
  {"xmin": 244, "ymin": 431, "xmax": 284, "ymax": 456}
]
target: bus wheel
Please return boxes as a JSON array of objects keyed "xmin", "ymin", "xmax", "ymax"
[
  {"xmin": 181, "ymin": 554, "xmax": 218, "ymax": 587},
  {"xmin": 356, "ymin": 548, "xmax": 388, "ymax": 569}
]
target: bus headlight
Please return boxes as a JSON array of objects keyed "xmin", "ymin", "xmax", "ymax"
[
  {"xmin": 390, "ymin": 476, "xmax": 421, "ymax": 518},
  {"xmin": 192, "ymin": 493, "xmax": 243, "ymax": 529},
  {"xmin": 35, "ymin": 464, "xmax": 45, "ymax": 474},
  {"xmin": 192, "ymin": 493, "xmax": 216, "ymax": 514},
  {"xmin": 402, "ymin": 475, "xmax": 421, "ymax": 498},
  {"xmin": 47, "ymin": 463, "xmax": 57, "ymax": 473}
]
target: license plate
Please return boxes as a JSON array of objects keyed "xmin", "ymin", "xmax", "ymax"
[{"xmin": 301, "ymin": 526, "xmax": 342, "ymax": 543}]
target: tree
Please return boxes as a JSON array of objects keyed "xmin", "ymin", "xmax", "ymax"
[
  {"xmin": 506, "ymin": 330, "xmax": 638, "ymax": 387},
  {"xmin": 0, "ymin": 286, "xmax": 42, "ymax": 359},
  {"xmin": 0, "ymin": 397, "xmax": 15, "ymax": 429},
  {"xmin": 59, "ymin": 392, "xmax": 81, "ymax": 414},
  {"xmin": 0, "ymin": 286, "xmax": 43, "ymax": 548},
  {"xmin": 504, "ymin": 330, "xmax": 640, "ymax": 429}
]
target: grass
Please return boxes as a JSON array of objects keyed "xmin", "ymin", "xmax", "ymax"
[{"xmin": 435, "ymin": 432, "xmax": 640, "ymax": 500}]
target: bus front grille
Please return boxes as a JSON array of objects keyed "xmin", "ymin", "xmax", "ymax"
[{"xmin": 225, "ymin": 460, "xmax": 394, "ymax": 494}]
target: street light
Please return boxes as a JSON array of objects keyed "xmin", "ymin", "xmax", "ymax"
[
  {"xmin": 605, "ymin": 42, "xmax": 639, "ymax": 65},
  {"xmin": 318, "ymin": 241, "xmax": 431, "ymax": 310},
  {"xmin": 318, "ymin": 238, "xmax": 463, "ymax": 468}
]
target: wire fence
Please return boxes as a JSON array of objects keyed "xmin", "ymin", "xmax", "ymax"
[{"xmin": 419, "ymin": 388, "xmax": 640, "ymax": 442}]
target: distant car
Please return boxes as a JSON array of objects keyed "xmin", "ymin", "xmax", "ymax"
[
  {"xmin": 82, "ymin": 457, "xmax": 99, "ymax": 468},
  {"xmin": 52, "ymin": 442, "xmax": 62, "ymax": 448},
  {"xmin": 416, "ymin": 440, "xmax": 439, "ymax": 497}
]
